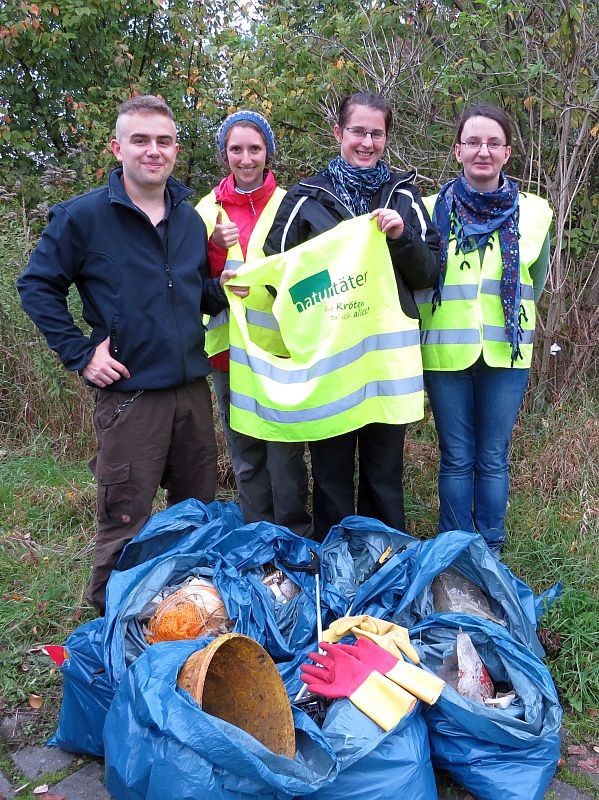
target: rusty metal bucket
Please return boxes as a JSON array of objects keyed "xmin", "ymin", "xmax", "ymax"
[{"xmin": 177, "ymin": 633, "xmax": 296, "ymax": 758}]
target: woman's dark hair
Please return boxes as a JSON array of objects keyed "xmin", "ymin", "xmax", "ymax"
[
  {"xmin": 337, "ymin": 92, "xmax": 393, "ymax": 134},
  {"xmin": 456, "ymin": 104, "xmax": 512, "ymax": 147}
]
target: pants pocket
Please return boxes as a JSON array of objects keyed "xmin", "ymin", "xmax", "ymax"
[{"xmin": 97, "ymin": 462, "xmax": 133, "ymax": 526}]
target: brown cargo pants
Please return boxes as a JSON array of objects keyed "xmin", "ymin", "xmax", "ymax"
[{"xmin": 85, "ymin": 379, "xmax": 217, "ymax": 614}]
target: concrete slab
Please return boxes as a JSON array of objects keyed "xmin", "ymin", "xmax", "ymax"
[
  {"xmin": 435, "ymin": 771, "xmax": 596, "ymax": 800},
  {"xmin": 51, "ymin": 761, "xmax": 112, "ymax": 800},
  {"xmin": 0, "ymin": 712, "xmax": 39, "ymax": 741},
  {"xmin": 0, "ymin": 767, "xmax": 15, "ymax": 799},
  {"xmin": 547, "ymin": 778, "xmax": 596, "ymax": 800},
  {"xmin": 0, "ymin": 716, "xmax": 18, "ymax": 741},
  {"xmin": 10, "ymin": 745, "xmax": 75, "ymax": 779}
]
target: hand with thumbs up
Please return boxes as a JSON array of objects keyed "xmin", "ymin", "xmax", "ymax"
[{"xmin": 212, "ymin": 210, "xmax": 239, "ymax": 250}]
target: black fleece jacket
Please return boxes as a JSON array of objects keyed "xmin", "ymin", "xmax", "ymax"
[{"xmin": 18, "ymin": 168, "xmax": 227, "ymax": 391}]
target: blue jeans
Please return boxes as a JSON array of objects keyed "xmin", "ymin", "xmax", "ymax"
[{"xmin": 424, "ymin": 358, "xmax": 529, "ymax": 549}]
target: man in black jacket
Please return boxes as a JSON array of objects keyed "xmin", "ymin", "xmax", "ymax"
[{"xmin": 18, "ymin": 95, "xmax": 235, "ymax": 614}]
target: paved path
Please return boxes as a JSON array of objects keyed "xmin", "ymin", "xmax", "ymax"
[{"xmin": 1, "ymin": 713, "xmax": 596, "ymax": 799}]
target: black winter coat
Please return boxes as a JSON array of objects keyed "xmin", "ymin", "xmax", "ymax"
[{"xmin": 264, "ymin": 169, "xmax": 440, "ymax": 319}]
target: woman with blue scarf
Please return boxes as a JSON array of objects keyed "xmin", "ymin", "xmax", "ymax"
[
  {"xmin": 417, "ymin": 104, "xmax": 552, "ymax": 554},
  {"xmin": 265, "ymin": 92, "xmax": 440, "ymax": 541}
]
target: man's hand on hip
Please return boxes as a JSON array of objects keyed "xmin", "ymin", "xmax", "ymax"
[{"xmin": 83, "ymin": 337, "xmax": 130, "ymax": 387}]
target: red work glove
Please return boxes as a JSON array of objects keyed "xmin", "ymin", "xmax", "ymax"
[
  {"xmin": 300, "ymin": 642, "xmax": 415, "ymax": 730},
  {"xmin": 334, "ymin": 637, "xmax": 445, "ymax": 705}
]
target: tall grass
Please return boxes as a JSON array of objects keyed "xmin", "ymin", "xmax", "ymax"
[
  {"xmin": 508, "ymin": 392, "xmax": 599, "ymax": 727},
  {"xmin": 0, "ymin": 198, "xmax": 94, "ymax": 458}
]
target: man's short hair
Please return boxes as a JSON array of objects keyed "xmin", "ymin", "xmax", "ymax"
[{"xmin": 115, "ymin": 95, "xmax": 175, "ymax": 138}]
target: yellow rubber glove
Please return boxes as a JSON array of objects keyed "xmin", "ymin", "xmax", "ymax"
[{"xmin": 322, "ymin": 615, "xmax": 420, "ymax": 664}]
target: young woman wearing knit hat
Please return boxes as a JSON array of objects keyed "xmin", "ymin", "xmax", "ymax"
[{"xmin": 196, "ymin": 110, "xmax": 312, "ymax": 536}]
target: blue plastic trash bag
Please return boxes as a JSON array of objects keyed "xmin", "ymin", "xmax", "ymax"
[
  {"xmin": 214, "ymin": 521, "xmax": 322, "ymax": 692},
  {"xmin": 319, "ymin": 516, "xmax": 418, "ymax": 621},
  {"xmin": 307, "ymin": 699, "xmax": 437, "ymax": 800},
  {"xmin": 103, "ymin": 537, "xmax": 322, "ymax": 689},
  {"xmin": 104, "ymin": 550, "xmax": 225, "ymax": 685},
  {"xmin": 392, "ymin": 531, "xmax": 546, "ymax": 656},
  {"xmin": 321, "ymin": 519, "xmax": 546, "ymax": 658},
  {"xmin": 104, "ymin": 520, "xmax": 322, "ymax": 694},
  {"xmin": 117, "ymin": 498, "xmax": 244, "ymax": 570},
  {"xmin": 104, "ymin": 640, "xmax": 337, "ymax": 800},
  {"xmin": 411, "ymin": 613, "xmax": 562, "ymax": 800},
  {"xmin": 48, "ymin": 618, "xmax": 113, "ymax": 756}
]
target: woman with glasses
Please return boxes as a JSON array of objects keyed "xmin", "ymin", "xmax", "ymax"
[
  {"xmin": 416, "ymin": 104, "xmax": 552, "ymax": 554},
  {"xmin": 265, "ymin": 91, "xmax": 440, "ymax": 541}
]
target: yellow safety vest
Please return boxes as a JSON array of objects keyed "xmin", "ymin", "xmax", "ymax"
[
  {"xmin": 225, "ymin": 215, "xmax": 424, "ymax": 442},
  {"xmin": 196, "ymin": 187, "xmax": 287, "ymax": 358},
  {"xmin": 416, "ymin": 192, "xmax": 552, "ymax": 370}
]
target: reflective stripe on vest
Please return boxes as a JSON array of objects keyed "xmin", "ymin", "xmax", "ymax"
[
  {"xmin": 196, "ymin": 188, "xmax": 287, "ymax": 358},
  {"xmin": 231, "ymin": 376, "xmax": 424, "ymax": 425},
  {"xmin": 226, "ymin": 214, "xmax": 424, "ymax": 442},
  {"xmin": 230, "ymin": 330, "xmax": 421, "ymax": 383},
  {"xmin": 418, "ymin": 192, "xmax": 552, "ymax": 370}
]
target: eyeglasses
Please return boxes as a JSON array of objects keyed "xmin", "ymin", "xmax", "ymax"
[
  {"xmin": 345, "ymin": 126, "xmax": 387, "ymax": 142},
  {"xmin": 460, "ymin": 139, "xmax": 507, "ymax": 151}
]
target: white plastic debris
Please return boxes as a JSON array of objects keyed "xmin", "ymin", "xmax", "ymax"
[
  {"xmin": 484, "ymin": 691, "xmax": 517, "ymax": 709},
  {"xmin": 456, "ymin": 631, "xmax": 495, "ymax": 703}
]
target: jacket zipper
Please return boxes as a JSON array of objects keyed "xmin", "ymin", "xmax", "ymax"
[
  {"xmin": 111, "ymin": 190, "xmax": 190, "ymax": 384},
  {"xmin": 161, "ymin": 228, "xmax": 187, "ymax": 384},
  {"xmin": 109, "ymin": 317, "xmax": 120, "ymax": 358}
]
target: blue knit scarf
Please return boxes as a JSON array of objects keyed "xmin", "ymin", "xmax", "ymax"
[
  {"xmin": 432, "ymin": 173, "xmax": 523, "ymax": 363},
  {"xmin": 323, "ymin": 155, "xmax": 391, "ymax": 216}
]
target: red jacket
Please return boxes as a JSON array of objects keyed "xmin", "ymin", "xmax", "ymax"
[{"xmin": 208, "ymin": 170, "xmax": 279, "ymax": 371}]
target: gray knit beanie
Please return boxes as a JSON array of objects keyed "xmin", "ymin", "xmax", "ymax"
[{"xmin": 216, "ymin": 110, "xmax": 276, "ymax": 158}]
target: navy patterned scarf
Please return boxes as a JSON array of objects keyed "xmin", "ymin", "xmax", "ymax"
[
  {"xmin": 432, "ymin": 173, "xmax": 523, "ymax": 363},
  {"xmin": 323, "ymin": 155, "xmax": 391, "ymax": 216}
]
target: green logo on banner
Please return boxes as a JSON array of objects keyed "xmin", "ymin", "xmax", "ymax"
[
  {"xmin": 289, "ymin": 269, "xmax": 368, "ymax": 313},
  {"xmin": 289, "ymin": 270, "xmax": 332, "ymax": 309}
]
